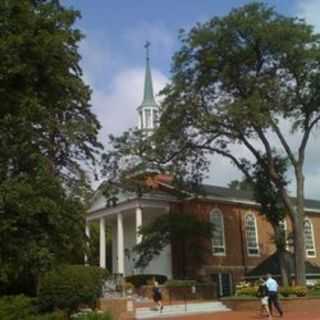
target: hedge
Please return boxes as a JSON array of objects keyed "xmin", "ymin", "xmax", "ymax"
[
  {"xmin": 0, "ymin": 295, "xmax": 36, "ymax": 320},
  {"xmin": 280, "ymin": 286, "xmax": 308, "ymax": 297},
  {"xmin": 165, "ymin": 280, "xmax": 197, "ymax": 288},
  {"xmin": 38, "ymin": 265, "xmax": 108, "ymax": 313},
  {"xmin": 73, "ymin": 312, "xmax": 112, "ymax": 320},
  {"xmin": 235, "ymin": 286, "xmax": 258, "ymax": 297}
]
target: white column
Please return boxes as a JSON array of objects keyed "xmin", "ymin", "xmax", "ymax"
[
  {"xmin": 84, "ymin": 221, "xmax": 90, "ymax": 265},
  {"xmin": 136, "ymin": 207, "xmax": 143, "ymax": 244},
  {"xmin": 99, "ymin": 217, "xmax": 106, "ymax": 269},
  {"xmin": 117, "ymin": 213, "xmax": 125, "ymax": 275},
  {"xmin": 142, "ymin": 109, "xmax": 146, "ymax": 130},
  {"xmin": 150, "ymin": 109, "xmax": 154, "ymax": 130}
]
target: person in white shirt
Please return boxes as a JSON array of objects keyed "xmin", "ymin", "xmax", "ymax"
[{"xmin": 265, "ymin": 274, "xmax": 283, "ymax": 317}]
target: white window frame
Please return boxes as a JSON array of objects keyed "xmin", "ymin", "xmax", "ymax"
[
  {"xmin": 145, "ymin": 109, "xmax": 152, "ymax": 129},
  {"xmin": 245, "ymin": 213, "xmax": 260, "ymax": 257},
  {"xmin": 304, "ymin": 218, "xmax": 316, "ymax": 258},
  {"xmin": 153, "ymin": 110, "xmax": 159, "ymax": 128},
  {"xmin": 210, "ymin": 209, "xmax": 226, "ymax": 256},
  {"xmin": 139, "ymin": 111, "xmax": 143, "ymax": 129}
]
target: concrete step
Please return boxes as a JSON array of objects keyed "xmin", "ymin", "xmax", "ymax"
[{"xmin": 135, "ymin": 301, "xmax": 231, "ymax": 319}]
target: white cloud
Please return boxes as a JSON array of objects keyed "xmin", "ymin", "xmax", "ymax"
[
  {"xmin": 123, "ymin": 21, "xmax": 176, "ymax": 63},
  {"xmin": 296, "ymin": 0, "xmax": 320, "ymax": 31},
  {"xmin": 91, "ymin": 67, "xmax": 168, "ymax": 142}
]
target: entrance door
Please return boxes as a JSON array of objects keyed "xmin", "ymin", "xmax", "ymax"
[{"xmin": 211, "ymin": 272, "xmax": 232, "ymax": 297}]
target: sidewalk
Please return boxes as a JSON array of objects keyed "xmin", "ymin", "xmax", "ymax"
[{"xmin": 151, "ymin": 311, "xmax": 320, "ymax": 320}]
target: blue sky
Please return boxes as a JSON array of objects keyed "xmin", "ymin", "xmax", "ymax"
[{"xmin": 61, "ymin": 0, "xmax": 320, "ymax": 198}]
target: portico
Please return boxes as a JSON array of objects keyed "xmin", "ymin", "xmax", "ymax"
[{"xmin": 85, "ymin": 196, "xmax": 173, "ymax": 278}]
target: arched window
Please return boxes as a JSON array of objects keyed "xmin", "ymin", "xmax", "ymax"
[
  {"xmin": 245, "ymin": 213, "xmax": 259, "ymax": 256},
  {"xmin": 210, "ymin": 209, "xmax": 225, "ymax": 255},
  {"xmin": 304, "ymin": 218, "xmax": 316, "ymax": 257}
]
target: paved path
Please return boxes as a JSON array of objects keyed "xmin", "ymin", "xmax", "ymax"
[{"xmin": 148, "ymin": 311, "xmax": 320, "ymax": 320}]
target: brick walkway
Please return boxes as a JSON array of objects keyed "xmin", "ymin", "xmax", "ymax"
[{"xmin": 151, "ymin": 311, "xmax": 320, "ymax": 320}]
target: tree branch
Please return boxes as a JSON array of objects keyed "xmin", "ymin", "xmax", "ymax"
[
  {"xmin": 299, "ymin": 114, "xmax": 320, "ymax": 163},
  {"xmin": 271, "ymin": 119, "xmax": 297, "ymax": 166},
  {"xmin": 197, "ymin": 144, "xmax": 253, "ymax": 182}
]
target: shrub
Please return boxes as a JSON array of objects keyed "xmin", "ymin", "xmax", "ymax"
[
  {"xmin": 280, "ymin": 286, "xmax": 308, "ymax": 297},
  {"xmin": 235, "ymin": 286, "xmax": 258, "ymax": 297},
  {"xmin": 279, "ymin": 286, "xmax": 293, "ymax": 297},
  {"xmin": 0, "ymin": 295, "xmax": 36, "ymax": 320},
  {"xmin": 72, "ymin": 311, "xmax": 112, "ymax": 320},
  {"xmin": 235, "ymin": 281, "xmax": 250, "ymax": 290},
  {"xmin": 38, "ymin": 265, "xmax": 108, "ymax": 313},
  {"xmin": 125, "ymin": 274, "xmax": 167, "ymax": 288},
  {"xmin": 165, "ymin": 280, "xmax": 197, "ymax": 288},
  {"xmin": 292, "ymin": 286, "xmax": 308, "ymax": 297},
  {"xmin": 31, "ymin": 311, "xmax": 67, "ymax": 320},
  {"xmin": 312, "ymin": 280, "xmax": 320, "ymax": 289}
]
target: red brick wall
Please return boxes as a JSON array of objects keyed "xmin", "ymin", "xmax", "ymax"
[{"xmin": 170, "ymin": 199, "xmax": 320, "ymax": 287}]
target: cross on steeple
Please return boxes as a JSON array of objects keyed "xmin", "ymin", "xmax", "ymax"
[{"xmin": 144, "ymin": 41, "xmax": 151, "ymax": 60}]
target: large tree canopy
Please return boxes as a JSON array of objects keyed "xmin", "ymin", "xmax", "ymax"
[
  {"xmin": 103, "ymin": 3, "xmax": 320, "ymax": 285},
  {"xmin": 153, "ymin": 2, "xmax": 320, "ymax": 285},
  {"xmin": 0, "ymin": 0, "xmax": 102, "ymax": 294}
]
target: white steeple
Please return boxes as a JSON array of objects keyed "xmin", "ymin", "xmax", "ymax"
[{"xmin": 137, "ymin": 41, "xmax": 159, "ymax": 132}]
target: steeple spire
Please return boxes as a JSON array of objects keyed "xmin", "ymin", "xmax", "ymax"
[
  {"xmin": 138, "ymin": 42, "xmax": 159, "ymax": 132},
  {"xmin": 141, "ymin": 41, "xmax": 157, "ymax": 107}
]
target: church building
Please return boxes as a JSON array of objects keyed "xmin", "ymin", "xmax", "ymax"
[{"xmin": 86, "ymin": 45, "xmax": 320, "ymax": 296}]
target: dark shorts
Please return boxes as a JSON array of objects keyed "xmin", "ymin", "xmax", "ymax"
[{"xmin": 153, "ymin": 292, "xmax": 162, "ymax": 302}]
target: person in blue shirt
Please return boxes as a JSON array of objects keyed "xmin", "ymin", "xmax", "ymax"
[
  {"xmin": 257, "ymin": 278, "xmax": 272, "ymax": 319},
  {"xmin": 265, "ymin": 274, "xmax": 283, "ymax": 317}
]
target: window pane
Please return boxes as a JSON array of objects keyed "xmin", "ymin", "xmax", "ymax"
[
  {"xmin": 304, "ymin": 219, "xmax": 316, "ymax": 256},
  {"xmin": 153, "ymin": 110, "xmax": 159, "ymax": 128},
  {"xmin": 245, "ymin": 214, "xmax": 259, "ymax": 256},
  {"xmin": 145, "ymin": 110, "xmax": 152, "ymax": 128},
  {"xmin": 210, "ymin": 210, "xmax": 225, "ymax": 255}
]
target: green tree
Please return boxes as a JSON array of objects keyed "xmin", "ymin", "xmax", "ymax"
[
  {"xmin": 0, "ymin": 0, "xmax": 102, "ymax": 294},
  {"xmin": 150, "ymin": 2, "xmax": 320, "ymax": 285},
  {"xmin": 102, "ymin": 2, "xmax": 320, "ymax": 285},
  {"xmin": 134, "ymin": 212, "xmax": 213, "ymax": 279}
]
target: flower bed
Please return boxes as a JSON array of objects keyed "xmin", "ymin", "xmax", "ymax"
[{"xmin": 222, "ymin": 296, "xmax": 320, "ymax": 312}]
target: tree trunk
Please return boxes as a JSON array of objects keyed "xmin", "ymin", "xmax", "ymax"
[
  {"xmin": 278, "ymin": 250, "xmax": 289, "ymax": 287},
  {"xmin": 292, "ymin": 213, "xmax": 306, "ymax": 285},
  {"xmin": 278, "ymin": 176, "xmax": 306, "ymax": 285},
  {"xmin": 294, "ymin": 168, "xmax": 306, "ymax": 285},
  {"xmin": 274, "ymin": 224, "xmax": 289, "ymax": 287}
]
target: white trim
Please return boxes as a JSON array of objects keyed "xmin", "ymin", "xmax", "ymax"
[
  {"xmin": 87, "ymin": 199, "xmax": 170, "ymax": 222},
  {"xmin": 117, "ymin": 213, "xmax": 125, "ymax": 274},
  {"xmin": 136, "ymin": 206, "xmax": 143, "ymax": 244},
  {"xmin": 244, "ymin": 212, "xmax": 260, "ymax": 257},
  {"xmin": 202, "ymin": 195, "xmax": 320, "ymax": 214},
  {"xmin": 210, "ymin": 208, "xmax": 226, "ymax": 256},
  {"xmin": 304, "ymin": 218, "xmax": 317, "ymax": 258},
  {"xmin": 84, "ymin": 222, "xmax": 90, "ymax": 265},
  {"xmin": 99, "ymin": 217, "xmax": 106, "ymax": 268}
]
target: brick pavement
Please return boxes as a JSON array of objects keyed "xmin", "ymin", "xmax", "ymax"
[{"xmin": 150, "ymin": 311, "xmax": 320, "ymax": 320}]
